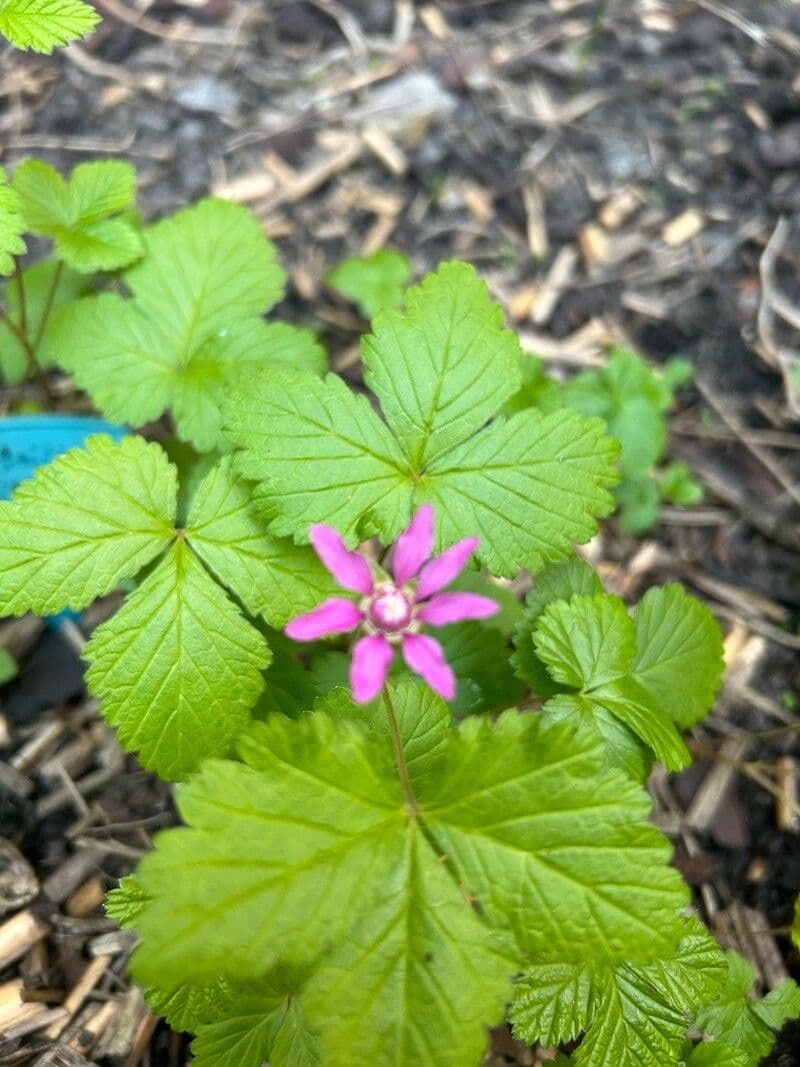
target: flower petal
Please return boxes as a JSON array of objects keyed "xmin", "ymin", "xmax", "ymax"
[
  {"xmin": 392, "ymin": 503, "xmax": 435, "ymax": 585},
  {"xmin": 285, "ymin": 598, "xmax": 362, "ymax": 641},
  {"xmin": 416, "ymin": 537, "xmax": 479, "ymax": 600},
  {"xmin": 310, "ymin": 524, "xmax": 374, "ymax": 595},
  {"xmin": 417, "ymin": 592, "xmax": 500, "ymax": 627},
  {"xmin": 402, "ymin": 633, "xmax": 456, "ymax": 701},
  {"xmin": 350, "ymin": 634, "xmax": 395, "ymax": 703}
]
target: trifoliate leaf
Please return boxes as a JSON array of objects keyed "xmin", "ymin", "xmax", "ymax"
[
  {"xmin": 421, "ymin": 408, "xmax": 618, "ymax": 576},
  {"xmin": 227, "ymin": 369, "xmax": 414, "ymax": 544},
  {"xmin": 686, "ymin": 1042, "xmax": 749, "ymax": 1067},
  {"xmin": 534, "ymin": 593, "xmax": 690, "ymax": 770},
  {"xmin": 1, "ymin": 259, "xmax": 89, "ymax": 383},
  {"xmin": 363, "ymin": 261, "xmax": 522, "ymax": 467},
  {"xmin": 129, "ymin": 685, "xmax": 687, "ymax": 1064},
  {"xmin": 224, "ymin": 261, "xmax": 619, "ymax": 575},
  {"xmin": 512, "ymin": 558, "xmax": 603, "ymax": 697},
  {"xmin": 186, "ymin": 456, "xmax": 337, "ymax": 627},
  {"xmin": 105, "ymin": 874, "xmax": 150, "ymax": 927},
  {"xmin": 13, "ymin": 160, "xmax": 140, "ymax": 271},
  {"xmin": 49, "ymin": 199, "xmax": 297, "ymax": 449},
  {"xmin": 512, "ymin": 920, "xmax": 726, "ymax": 1067},
  {"xmin": 0, "ymin": 166, "xmax": 26, "ymax": 274},
  {"xmin": 84, "ymin": 541, "xmax": 270, "ymax": 780},
  {"xmin": 328, "ymin": 248, "xmax": 411, "ymax": 319},
  {"xmin": 0, "ymin": 0, "xmax": 99, "ymax": 52},
  {"xmin": 632, "ymin": 584, "xmax": 724, "ymax": 729},
  {"xmin": 695, "ymin": 952, "xmax": 800, "ymax": 1065},
  {"xmin": 0, "ymin": 435, "xmax": 176, "ymax": 615}
]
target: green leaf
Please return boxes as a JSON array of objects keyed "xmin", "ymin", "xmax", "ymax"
[
  {"xmin": 147, "ymin": 982, "xmax": 222, "ymax": 1034},
  {"xmin": 534, "ymin": 594, "xmax": 691, "ymax": 770},
  {"xmin": 363, "ymin": 261, "xmax": 522, "ymax": 467},
  {"xmin": 541, "ymin": 693, "xmax": 651, "ymax": 781},
  {"xmin": 434, "ymin": 621, "xmax": 526, "ymax": 715},
  {"xmin": 616, "ymin": 474, "xmax": 661, "ymax": 533},
  {"xmin": 85, "ymin": 541, "xmax": 270, "ymax": 780},
  {"xmin": 686, "ymin": 1041, "xmax": 750, "ymax": 1067},
  {"xmin": 503, "ymin": 352, "xmax": 563, "ymax": 416},
  {"xmin": 512, "ymin": 920, "xmax": 726, "ymax": 1067},
  {"xmin": 1, "ymin": 259, "xmax": 89, "ymax": 383},
  {"xmin": 105, "ymin": 874, "xmax": 149, "ymax": 927},
  {"xmin": 256, "ymin": 634, "xmax": 321, "ymax": 719},
  {"xmin": 420, "ymin": 407, "xmax": 618, "ymax": 577},
  {"xmin": 0, "ymin": 166, "xmax": 26, "ymax": 274},
  {"xmin": 224, "ymin": 261, "xmax": 619, "ymax": 575},
  {"xmin": 0, "ymin": 0, "xmax": 99, "ymax": 52},
  {"xmin": 328, "ymin": 248, "xmax": 411, "ymax": 319},
  {"xmin": 227, "ymin": 369, "xmax": 413, "ymax": 544},
  {"xmin": 13, "ymin": 160, "xmax": 140, "ymax": 271},
  {"xmin": 186, "ymin": 456, "xmax": 337, "ymax": 627},
  {"xmin": 632, "ymin": 584, "xmax": 724, "ymax": 729},
  {"xmin": 695, "ymin": 952, "xmax": 800, "ymax": 1066},
  {"xmin": 50, "ymin": 199, "xmax": 293, "ymax": 449},
  {"xmin": 129, "ymin": 685, "xmax": 688, "ymax": 1063},
  {"xmin": 0, "ymin": 435, "xmax": 176, "ymax": 615},
  {"xmin": 661, "ymin": 461, "xmax": 704, "ymax": 506}
]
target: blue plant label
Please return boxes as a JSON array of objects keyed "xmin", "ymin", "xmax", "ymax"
[{"xmin": 0, "ymin": 416, "xmax": 127, "ymax": 500}]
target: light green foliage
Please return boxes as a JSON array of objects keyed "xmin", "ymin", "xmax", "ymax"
[
  {"xmin": 504, "ymin": 352, "xmax": 563, "ymax": 416},
  {"xmin": 562, "ymin": 348, "xmax": 702, "ymax": 532},
  {"xmin": 0, "ymin": 166, "xmax": 26, "ymax": 274},
  {"xmin": 435, "ymin": 622, "xmax": 526, "ymax": 714},
  {"xmin": 13, "ymin": 160, "xmax": 140, "ymax": 272},
  {"xmin": 225, "ymin": 262, "xmax": 619, "ymax": 576},
  {"xmin": 695, "ymin": 952, "xmax": 800, "ymax": 1065},
  {"xmin": 129, "ymin": 684, "xmax": 689, "ymax": 1066},
  {"xmin": 48, "ymin": 199, "xmax": 321, "ymax": 450},
  {"xmin": 0, "ymin": 0, "xmax": 99, "ymax": 52},
  {"xmin": 327, "ymin": 248, "xmax": 411, "ymax": 318},
  {"xmin": 511, "ymin": 920, "xmax": 727, "ymax": 1067},
  {"xmin": 105, "ymin": 875, "xmax": 149, "ymax": 927},
  {"xmin": 0, "ymin": 435, "xmax": 176, "ymax": 615},
  {"xmin": 0, "ymin": 437, "xmax": 332, "ymax": 777},
  {"xmin": 0, "ymin": 647, "xmax": 18, "ymax": 684},
  {"xmin": 85, "ymin": 541, "xmax": 270, "ymax": 780},
  {"xmin": 1, "ymin": 259, "xmax": 88, "ymax": 382},
  {"xmin": 531, "ymin": 585, "xmax": 723, "ymax": 772},
  {"xmin": 686, "ymin": 1041, "xmax": 750, "ymax": 1066}
]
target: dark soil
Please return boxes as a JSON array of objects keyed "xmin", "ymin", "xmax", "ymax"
[{"xmin": 1, "ymin": 1, "xmax": 799, "ymax": 1063}]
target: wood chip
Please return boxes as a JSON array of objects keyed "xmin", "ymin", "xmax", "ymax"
[
  {"xmin": 0, "ymin": 840, "xmax": 39, "ymax": 916},
  {"xmin": 523, "ymin": 181, "xmax": 548, "ymax": 259},
  {"xmin": 45, "ymin": 955, "xmax": 110, "ymax": 1039},
  {"xmin": 579, "ymin": 222, "xmax": 611, "ymax": 265},
  {"xmin": 210, "ymin": 170, "xmax": 277, "ymax": 203},
  {"xmin": 362, "ymin": 125, "xmax": 408, "ymax": 177},
  {"xmin": 775, "ymin": 756, "xmax": 799, "ymax": 832},
  {"xmin": 661, "ymin": 208, "xmax": 704, "ymax": 247},
  {"xmin": 0, "ymin": 909, "xmax": 50, "ymax": 970},
  {"xmin": 532, "ymin": 246, "xmax": 578, "ymax": 324},
  {"xmin": 419, "ymin": 4, "xmax": 449, "ymax": 38},
  {"xmin": 65, "ymin": 878, "xmax": 105, "ymax": 920}
]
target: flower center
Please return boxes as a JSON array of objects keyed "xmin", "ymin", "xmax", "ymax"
[{"xmin": 369, "ymin": 586, "xmax": 412, "ymax": 633}]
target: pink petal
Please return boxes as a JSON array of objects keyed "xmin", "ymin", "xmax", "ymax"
[
  {"xmin": 392, "ymin": 504, "xmax": 435, "ymax": 585},
  {"xmin": 310, "ymin": 524, "xmax": 374, "ymax": 595},
  {"xmin": 285, "ymin": 598, "xmax": 362, "ymax": 641},
  {"xmin": 350, "ymin": 634, "xmax": 395, "ymax": 704},
  {"xmin": 417, "ymin": 592, "xmax": 500, "ymax": 627},
  {"xmin": 416, "ymin": 537, "xmax": 479, "ymax": 600},
  {"xmin": 402, "ymin": 633, "xmax": 456, "ymax": 701}
]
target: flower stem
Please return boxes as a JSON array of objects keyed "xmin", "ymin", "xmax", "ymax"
[
  {"xmin": 33, "ymin": 259, "xmax": 63, "ymax": 349},
  {"xmin": 382, "ymin": 686, "xmax": 417, "ymax": 815}
]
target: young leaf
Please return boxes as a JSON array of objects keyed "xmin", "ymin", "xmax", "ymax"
[
  {"xmin": 13, "ymin": 160, "xmax": 140, "ymax": 271},
  {"xmin": 686, "ymin": 1042, "xmax": 749, "ymax": 1067},
  {"xmin": 363, "ymin": 261, "xmax": 522, "ymax": 467},
  {"xmin": 49, "ymin": 199, "xmax": 309, "ymax": 450},
  {"xmin": 224, "ymin": 261, "xmax": 619, "ymax": 576},
  {"xmin": 328, "ymin": 248, "xmax": 411, "ymax": 319},
  {"xmin": 0, "ymin": 0, "xmax": 99, "ymax": 53},
  {"xmin": 84, "ymin": 541, "xmax": 270, "ymax": 780},
  {"xmin": 0, "ymin": 647, "xmax": 18, "ymax": 685},
  {"xmin": 147, "ymin": 982, "xmax": 223, "ymax": 1034},
  {"xmin": 105, "ymin": 875, "xmax": 150, "ymax": 927},
  {"xmin": 632, "ymin": 584, "xmax": 724, "ymax": 729},
  {"xmin": 129, "ymin": 685, "xmax": 688, "ymax": 1063},
  {"xmin": 695, "ymin": 952, "xmax": 800, "ymax": 1065},
  {"xmin": 535, "ymin": 593, "xmax": 691, "ymax": 771},
  {"xmin": 0, "ymin": 166, "xmax": 26, "ymax": 274},
  {"xmin": 0, "ymin": 435, "xmax": 176, "ymax": 615},
  {"xmin": 1, "ymin": 259, "xmax": 89, "ymax": 383},
  {"xmin": 512, "ymin": 920, "xmax": 727, "ymax": 1067}
]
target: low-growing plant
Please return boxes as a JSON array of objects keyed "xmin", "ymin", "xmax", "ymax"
[
  {"xmin": 0, "ymin": 0, "xmax": 99, "ymax": 53},
  {"xmin": 2, "ymin": 171, "xmax": 798, "ymax": 1065}
]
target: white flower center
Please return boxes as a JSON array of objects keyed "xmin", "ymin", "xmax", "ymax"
[{"xmin": 369, "ymin": 586, "xmax": 412, "ymax": 633}]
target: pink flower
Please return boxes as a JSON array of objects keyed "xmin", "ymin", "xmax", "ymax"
[{"xmin": 285, "ymin": 505, "xmax": 499, "ymax": 704}]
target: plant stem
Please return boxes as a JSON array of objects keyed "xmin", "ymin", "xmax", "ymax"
[
  {"xmin": 382, "ymin": 686, "xmax": 417, "ymax": 815},
  {"xmin": 33, "ymin": 259, "xmax": 63, "ymax": 349},
  {"xmin": 14, "ymin": 256, "xmax": 28, "ymax": 338}
]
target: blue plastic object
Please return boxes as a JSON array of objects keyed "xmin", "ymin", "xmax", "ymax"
[{"xmin": 0, "ymin": 415, "xmax": 128, "ymax": 627}]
